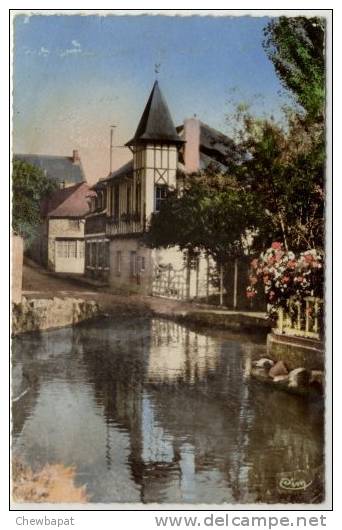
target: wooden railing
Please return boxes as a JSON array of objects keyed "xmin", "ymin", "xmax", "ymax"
[
  {"xmin": 276, "ymin": 297, "xmax": 324, "ymax": 339},
  {"xmin": 106, "ymin": 219, "xmax": 143, "ymax": 237}
]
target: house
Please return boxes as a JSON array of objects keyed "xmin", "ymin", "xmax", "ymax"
[
  {"xmin": 85, "ymin": 81, "xmax": 234, "ymax": 299},
  {"xmin": 41, "ymin": 182, "xmax": 95, "ymax": 273},
  {"xmin": 14, "ymin": 150, "xmax": 95, "ymax": 273},
  {"xmin": 14, "ymin": 150, "xmax": 85, "ymax": 188}
]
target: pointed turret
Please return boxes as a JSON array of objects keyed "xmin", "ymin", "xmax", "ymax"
[{"xmin": 126, "ymin": 81, "xmax": 184, "ymax": 146}]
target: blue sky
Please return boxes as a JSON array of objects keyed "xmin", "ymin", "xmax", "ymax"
[{"xmin": 13, "ymin": 14, "xmax": 291, "ymax": 183}]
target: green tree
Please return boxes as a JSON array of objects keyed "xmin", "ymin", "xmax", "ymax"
[
  {"xmin": 12, "ymin": 160, "xmax": 57, "ymax": 242},
  {"xmin": 229, "ymin": 15, "xmax": 326, "ymax": 252},
  {"xmin": 232, "ymin": 113, "xmax": 324, "ymax": 252},
  {"xmin": 146, "ymin": 172, "xmax": 263, "ymax": 303},
  {"xmin": 263, "ymin": 16, "xmax": 325, "ymax": 120}
]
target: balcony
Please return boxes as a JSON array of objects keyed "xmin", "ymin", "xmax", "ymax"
[{"xmin": 106, "ymin": 213, "xmax": 144, "ymax": 237}]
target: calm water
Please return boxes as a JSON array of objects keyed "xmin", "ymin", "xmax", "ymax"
[{"xmin": 12, "ymin": 317, "xmax": 324, "ymax": 504}]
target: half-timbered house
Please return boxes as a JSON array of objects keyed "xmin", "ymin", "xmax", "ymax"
[{"xmin": 85, "ymin": 81, "xmax": 233, "ymax": 298}]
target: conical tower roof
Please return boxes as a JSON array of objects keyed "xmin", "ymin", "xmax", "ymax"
[{"xmin": 126, "ymin": 81, "xmax": 184, "ymax": 146}]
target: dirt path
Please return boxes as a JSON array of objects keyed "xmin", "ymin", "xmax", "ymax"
[
  {"xmin": 22, "ymin": 259, "xmax": 267, "ymax": 323},
  {"xmin": 22, "ymin": 260, "xmax": 197, "ymax": 317}
]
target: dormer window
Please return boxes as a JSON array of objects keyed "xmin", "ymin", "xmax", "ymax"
[{"xmin": 155, "ymin": 185, "xmax": 168, "ymax": 212}]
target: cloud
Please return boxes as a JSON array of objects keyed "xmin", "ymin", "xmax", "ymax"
[
  {"xmin": 22, "ymin": 39, "xmax": 92, "ymax": 60},
  {"xmin": 23, "ymin": 16, "xmax": 30, "ymax": 24},
  {"xmin": 23, "ymin": 46, "xmax": 36, "ymax": 55},
  {"xmin": 59, "ymin": 40, "xmax": 82, "ymax": 57},
  {"xmin": 38, "ymin": 46, "xmax": 50, "ymax": 57}
]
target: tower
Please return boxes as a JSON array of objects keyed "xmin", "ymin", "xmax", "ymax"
[{"xmin": 126, "ymin": 81, "xmax": 184, "ymax": 224}]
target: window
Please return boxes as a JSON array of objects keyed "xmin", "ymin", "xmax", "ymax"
[
  {"xmin": 126, "ymin": 185, "xmax": 132, "ymax": 214},
  {"xmin": 140, "ymin": 256, "xmax": 146, "ymax": 272},
  {"xmin": 78, "ymin": 241, "xmax": 84, "ymax": 259},
  {"xmin": 91, "ymin": 242, "xmax": 96, "ymax": 267},
  {"xmin": 56, "ymin": 240, "xmax": 77, "ymax": 259},
  {"xmin": 135, "ymin": 182, "xmax": 141, "ymax": 215},
  {"xmin": 155, "ymin": 185, "xmax": 168, "ymax": 212},
  {"xmin": 98, "ymin": 241, "xmax": 104, "ymax": 268},
  {"xmin": 116, "ymin": 250, "xmax": 122, "ymax": 276},
  {"xmin": 130, "ymin": 251, "xmax": 137, "ymax": 277},
  {"xmin": 85, "ymin": 242, "xmax": 90, "ymax": 267},
  {"xmin": 113, "ymin": 185, "xmax": 120, "ymax": 219},
  {"xmin": 104, "ymin": 241, "xmax": 109, "ymax": 269}
]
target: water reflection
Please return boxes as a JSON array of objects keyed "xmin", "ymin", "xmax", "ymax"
[{"xmin": 12, "ymin": 317, "xmax": 324, "ymax": 504}]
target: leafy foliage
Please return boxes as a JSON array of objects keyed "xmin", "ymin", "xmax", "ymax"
[
  {"xmin": 263, "ymin": 16, "xmax": 325, "ymax": 120},
  {"xmin": 12, "ymin": 160, "xmax": 57, "ymax": 241},
  {"xmin": 231, "ymin": 112, "xmax": 324, "ymax": 252},
  {"xmin": 146, "ymin": 173, "xmax": 263, "ymax": 265}
]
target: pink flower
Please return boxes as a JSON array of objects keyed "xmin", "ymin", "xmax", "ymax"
[
  {"xmin": 271, "ymin": 242, "xmax": 282, "ymax": 250},
  {"xmin": 251, "ymin": 258, "xmax": 258, "ymax": 269},
  {"xmin": 249, "ymin": 275, "xmax": 258, "ymax": 285}
]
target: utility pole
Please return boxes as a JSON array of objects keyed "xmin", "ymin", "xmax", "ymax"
[{"xmin": 109, "ymin": 125, "xmax": 116, "ymax": 174}]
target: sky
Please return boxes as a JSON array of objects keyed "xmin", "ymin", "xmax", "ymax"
[{"xmin": 13, "ymin": 13, "xmax": 292, "ymax": 184}]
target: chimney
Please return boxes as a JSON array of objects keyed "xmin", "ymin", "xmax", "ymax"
[
  {"xmin": 72, "ymin": 149, "xmax": 80, "ymax": 163},
  {"xmin": 183, "ymin": 117, "xmax": 200, "ymax": 173}
]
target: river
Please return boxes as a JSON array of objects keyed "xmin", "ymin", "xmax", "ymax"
[{"xmin": 12, "ymin": 316, "xmax": 324, "ymax": 505}]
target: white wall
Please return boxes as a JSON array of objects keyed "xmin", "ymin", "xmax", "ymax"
[
  {"xmin": 48, "ymin": 218, "xmax": 85, "ymax": 273},
  {"xmin": 108, "ymin": 238, "xmax": 152, "ymax": 294}
]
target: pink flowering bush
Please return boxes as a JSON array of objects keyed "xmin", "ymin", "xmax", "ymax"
[{"xmin": 247, "ymin": 242, "xmax": 324, "ymax": 313}]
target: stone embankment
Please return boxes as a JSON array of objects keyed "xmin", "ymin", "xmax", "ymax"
[
  {"xmin": 12, "ymin": 296, "xmax": 100, "ymax": 335},
  {"xmin": 174, "ymin": 309, "xmax": 270, "ymax": 334}
]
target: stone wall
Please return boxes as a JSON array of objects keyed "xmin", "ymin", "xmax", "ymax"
[
  {"xmin": 178, "ymin": 310, "xmax": 271, "ymax": 334},
  {"xmin": 267, "ymin": 331, "xmax": 324, "ymax": 371},
  {"xmin": 12, "ymin": 296, "xmax": 101, "ymax": 335},
  {"xmin": 12, "ymin": 234, "xmax": 24, "ymax": 304}
]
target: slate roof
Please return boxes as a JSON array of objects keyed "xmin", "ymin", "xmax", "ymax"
[
  {"xmin": 177, "ymin": 121, "xmax": 237, "ymax": 167},
  {"xmin": 126, "ymin": 81, "xmax": 184, "ymax": 146},
  {"xmin": 14, "ymin": 153, "xmax": 86, "ymax": 186},
  {"xmin": 200, "ymin": 122, "xmax": 236, "ymax": 161},
  {"xmin": 177, "ymin": 153, "xmax": 229, "ymax": 176},
  {"xmin": 41, "ymin": 182, "xmax": 95, "ymax": 218},
  {"xmin": 101, "ymin": 159, "xmax": 134, "ymax": 183}
]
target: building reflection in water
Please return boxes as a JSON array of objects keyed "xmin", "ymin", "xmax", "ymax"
[{"xmin": 12, "ymin": 317, "xmax": 324, "ymax": 504}]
